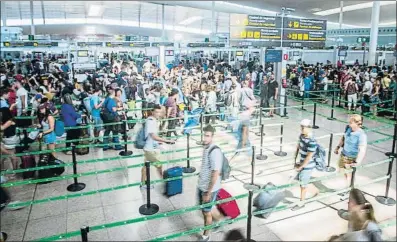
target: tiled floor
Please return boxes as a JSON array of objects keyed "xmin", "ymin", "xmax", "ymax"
[{"xmin": 1, "ymin": 102, "xmax": 396, "ymax": 241}]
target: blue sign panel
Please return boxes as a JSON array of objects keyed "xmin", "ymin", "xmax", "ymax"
[{"xmin": 265, "ymin": 49, "xmax": 282, "ymax": 62}]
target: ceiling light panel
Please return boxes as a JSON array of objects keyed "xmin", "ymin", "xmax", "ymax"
[
  {"xmin": 179, "ymin": 16, "xmax": 203, "ymax": 25},
  {"xmin": 314, "ymin": 1, "xmax": 396, "ymax": 16},
  {"xmin": 88, "ymin": 5, "xmax": 104, "ymax": 17}
]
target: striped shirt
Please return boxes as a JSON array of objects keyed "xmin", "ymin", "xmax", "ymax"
[
  {"xmin": 298, "ymin": 134, "xmax": 317, "ymax": 170},
  {"xmin": 197, "ymin": 144, "xmax": 223, "ymax": 192}
]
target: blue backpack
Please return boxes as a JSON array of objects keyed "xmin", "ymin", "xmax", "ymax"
[
  {"xmin": 134, "ymin": 117, "xmax": 153, "ymax": 149},
  {"xmin": 54, "ymin": 119, "xmax": 65, "ymax": 137},
  {"xmin": 313, "ymin": 144, "xmax": 327, "ymax": 171}
]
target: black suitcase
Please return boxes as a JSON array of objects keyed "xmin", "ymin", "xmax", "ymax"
[{"xmin": 37, "ymin": 154, "xmax": 65, "ymax": 183}]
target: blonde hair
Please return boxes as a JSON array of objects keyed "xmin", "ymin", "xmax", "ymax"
[{"xmin": 349, "ymin": 114, "xmax": 363, "ymax": 127}]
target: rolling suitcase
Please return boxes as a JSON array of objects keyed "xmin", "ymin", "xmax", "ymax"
[
  {"xmin": 163, "ymin": 167, "xmax": 183, "ymax": 196},
  {"xmin": 37, "ymin": 154, "xmax": 65, "ymax": 183},
  {"xmin": 216, "ymin": 188, "xmax": 241, "ymax": 219},
  {"xmin": 20, "ymin": 155, "xmax": 36, "ymax": 179},
  {"xmin": 253, "ymin": 182, "xmax": 285, "ymax": 219}
]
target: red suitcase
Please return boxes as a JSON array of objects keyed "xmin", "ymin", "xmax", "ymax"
[{"xmin": 216, "ymin": 188, "xmax": 241, "ymax": 219}]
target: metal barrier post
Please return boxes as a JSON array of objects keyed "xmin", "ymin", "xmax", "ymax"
[
  {"xmin": 301, "ymin": 96, "xmax": 306, "ymax": 111},
  {"xmin": 375, "ymin": 158, "xmax": 396, "ymax": 206},
  {"xmin": 282, "ymin": 94, "xmax": 288, "ymax": 119},
  {"xmin": 336, "ymin": 88, "xmax": 344, "ymax": 108},
  {"xmin": 196, "ymin": 114, "xmax": 204, "ymax": 145},
  {"xmin": 325, "ymin": 133, "xmax": 336, "ymax": 172},
  {"xmin": 274, "ymin": 124, "xmax": 287, "ymax": 157},
  {"xmin": 67, "ymin": 144, "xmax": 86, "ymax": 192},
  {"xmin": 119, "ymin": 119, "xmax": 133, "ymax": 156},
  {"xmin": 139, "ymin": 161, "xmax": 159, "ymax": 215},
  {"xmin": 244, "ymin": 146, "xmax": 261, "ymax": 190},
  {"xmin": 183, "ymin": 133, "xmax": 196, "ymax": 173},
  {"xmin": 312, "ymin": 103, "xmax": 319, "ymax": 129},
  {"xmin": 327, "ymin": 89, "xmax": 336, "ymax": 120},
  {"xmin": 255, "ymin": 107, "xmax": 265, "ymax": 136},
  {"xmin": 256, "ymin": 125, "xmax": 267, "ymax": 160},
  {"xmin": 338, "ymin": 167, "xmax": 357, "ymax": 220},
  {"xmin": 80, "ymin": 226, "xmax": 89, "ymax": 242},
  {"xmin": 246, "ymin": 190, "xmax": 256, "ymax": 242},
  {"xmin": 385, "ymin": 123, "xmax": 397, "ymax": 158}
]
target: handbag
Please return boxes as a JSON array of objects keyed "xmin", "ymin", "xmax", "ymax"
[{"xmin": 2, "ymin": 135, "xmax": 19, "ymax": 149}]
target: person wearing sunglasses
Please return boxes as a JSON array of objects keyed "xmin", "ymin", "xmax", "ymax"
[{"xmin": 334, "ymin": 114, "xmax": 367, "ymax": 200}]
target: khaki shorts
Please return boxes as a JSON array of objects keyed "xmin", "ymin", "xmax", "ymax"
[
  {"xmin": 338, "ymin": 154, "xmax": 357, "ymax": 169},
  {"xmin": 144, "ymin": 150, "xmax": 162, "ymax": 168}
]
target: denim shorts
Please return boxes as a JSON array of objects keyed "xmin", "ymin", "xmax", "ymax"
[
  {"xmin": 92, "ymin": 116, "xmax": 103, "ymax": 132},
  {"xmin": 197, "ymin": 189, "xmax": 219, "ymax": 213},
  {"xmin": 44, "ymin": 132, "xmax": 57, "ymax": 144},
  {"xmin": 295, "ymin": 168, "xmax": 313, "ymax": 188}
]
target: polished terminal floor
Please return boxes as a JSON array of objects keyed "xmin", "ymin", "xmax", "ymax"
[{"xmin": 1, "ymin": 100, "xmax": 396, "ymax": 241}]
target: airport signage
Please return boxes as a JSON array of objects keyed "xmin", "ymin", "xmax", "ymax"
[
  {"xmin": 230, "ymin": 14, "xmax": 282, "ymax": 28},
  {"xmin": 3, "ymin": 41, "xmax": 58, "ymax": 47},
  {"xmin": 283, "ymin": 29, "xmax": 326, "ymax": 41},
  {"xmin": 230, "ymin": 27, "xmax": 282, "ymax": 40},
  {"xmin": 187, "ymin": 43, "xmax": 226, "ymax": 48},
  {"xmin": 151, "ymin": 42, "xmax": 174, "ymax": 47},
  {"xmin": 283, "ymin": 17, "xmax": 327, "ymax": 31},
  {"xmin": 105, "ymin": 42, "xmax": 150, "ymax": 47},
  {"xmin": 77, "ymin": 42, "xmax": 103, "ymax": 47},
  {"xmin": 357, "ymin": 37, "xmax": 370, "ymax": 43},
  {"xmin": 265, "ymin": 49, "xmax": 283, "ymax": 62}
]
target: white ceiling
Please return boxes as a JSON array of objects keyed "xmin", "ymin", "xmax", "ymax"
[{"xmin": 1, "ymin": 0, "xmax": 396, "ymax": 37}]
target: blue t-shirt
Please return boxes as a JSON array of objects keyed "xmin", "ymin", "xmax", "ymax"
[
  {"xmin": 90, "ymin": 95, "xmax": 100, "ymax": 118},
  {"xmin": 303, "ymin": 77, "xmax": 312, "ymax": 91},
  {"xmin": 0, "ymin": 98, "xmax": 9, "ymax": 108},
  {"xmin": 105, "ymin": 97, "xmax": 117, "ymax": 116},
  {"xmin": 342, "ymin": 127, "xmax": 367, "ymax": 158},
  {"xmin": 61, "ymin": 65, "xmax": 70, "ymax": 73}
]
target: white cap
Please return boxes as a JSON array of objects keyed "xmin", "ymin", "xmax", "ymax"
[{"xmin": 300, "ymin": 119, "xmax": 312, "ymax": 127}]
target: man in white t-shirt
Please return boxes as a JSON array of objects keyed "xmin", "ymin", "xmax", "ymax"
[
  {"xmin": 142, "ymin": 59, "xmax": 152, "ymax": 75},
  {"xmin": 14, "ymin": 80, "xmax": 28, "ymax": 116},
  {"xmin": 141, "ymin": 104, "xmax": 175, "ymax": 189}
]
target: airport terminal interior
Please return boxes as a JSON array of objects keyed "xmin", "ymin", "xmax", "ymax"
[{"xmin": 0, "ymin": 0, "xmax": 397, "ymax": 241}]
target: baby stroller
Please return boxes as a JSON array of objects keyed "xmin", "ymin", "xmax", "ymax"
[{"xmin": 183, "ymin": 107, "xmax": 204, "ymax": 135}]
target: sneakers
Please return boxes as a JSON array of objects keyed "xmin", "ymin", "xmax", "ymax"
[
  {"xmin": 198, "ymin": 235, "xmax": 210, "ymax": 242},
  {"xmin": 140, "ymin": 184, "xmax": 154, "ymax": 190}
]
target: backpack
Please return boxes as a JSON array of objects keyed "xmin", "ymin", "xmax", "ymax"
[
  {"xmin": 134, "ymin": 117, "xmax": 152, "ymax": 149},
  {"xmin": 208, "ymin": 145, "xmax": 231, "ymax": 181},
  {"xmin": 313, "ymin": 144, "xmax": 326, "ymax": 171},
  {"xmin": 54, "ymin": 119, "xmax": 65, "ymax": 137},
  {"xmin": 347, "ymin": 82, "xmax": 357, "ymax": 95},
  {"xmin": 100, "ymin": 98, "xmax": 114, "ymax": 122}
]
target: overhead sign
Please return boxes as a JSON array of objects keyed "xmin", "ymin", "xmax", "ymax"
[
  {"xmin": 283, "ymin": 41, "xmax": 325, "ymax": 48},
  {"xmin": 265, "ymin": 49, "xmax": 283, "ymax": 62},
  {"xmin": 3, "ymin": 41, "xmax": 58, "ymax": 47},
  {"xmin": 283, "ymin": 17, "xmax": 327, "ymax": 31},
  {"xmin": 230, "ymin": 14, "xmax": 282, "ymax": 28},
  {"xmin": 77, "ymin": 42, "xmax": 103, "ymax": 47},
  {"xmin": 230, "ymin": 27, "xmax": 281, "ymax": 40},
  {"xmin": 283, "ymin": 30, "xmax": 326, "ymax": 41},
  {"xmin": 151, "ymin": 42, "xmax": 174, "ymax": 47},
  {"xmin": 105, "ymin": 42, "xmax": 150, "ymax": 47},
  {"xmin": 187, "ymin": 43, "xmax": 225, "ymax": 48},
  {"xmin": 357, "ymin": 37, "xmax": 370, "ymax": 43}
]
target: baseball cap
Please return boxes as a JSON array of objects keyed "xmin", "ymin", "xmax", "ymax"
[
  {"xmin": 35, "ymin": 94, "xmax": 43, "ymax": 100},
  {"xmin": 300, "ymin": 119, "xmax": 312, "ymax": 127}
]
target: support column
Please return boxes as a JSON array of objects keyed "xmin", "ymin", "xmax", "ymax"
[
  {"xmin": 339, "ymin": 1, "xmax": 343, "ymax": 30},
  {"xmin": 161, "ymin": 4, "xmax": 165, "ymax": 41},
  {"xmin": 30, "ymin": 0, "xmax": 35, "ymax": 35},
  {"xmin": 368, "ymin": 1, "xmax": 380, "ymax": 66},
  {"xmin": 211, "ymin": 1, "xmax": 216, "ymax": 35},
  {"xmin": 1, "ymin": 1, "xmax": 6, "ymax": 26}
]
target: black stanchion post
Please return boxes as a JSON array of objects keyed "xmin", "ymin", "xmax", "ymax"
[
  {"xmin": 312, "ymin": 103, "xmax": 319, "ymax": 129},
  {"xmin": 256, "ymin": 125, "xmax": 267, "ymax": 160},
  {"xmin": 336, "ymin": 88, "xmax": 344, "ymax": 108},
  {"xmin": 196, "ymin": 114, "xmax": 204, "ymax": 145},
  {"xmin": 255, "ymin": 106, "xmax": 263, "ymax": 136},
  {"xmin": 183, "ymin": 133, "xmax": 196, "ymax": 173},
  {"xmin": 119, "ymin": 119, "xmax": 133, "ymax": 156},
  {"xmin": 375, "ymin": 157, "xmax": 396, "ymax": 206},
  {"xmin": 301, "ymin": 96, "xmax": 306, "ymax": 111},
  {"xmin": 67, "ymin": 144, "xmax": 86, "ymax": 192},
  {"xmin": 283, "ymin": 94, "xmax": 288, "ymax": 119},
  {"xmin": 274, "ymin": 124, "xmax": 287, "ymax": 157},
  {"xmin": 385, "ymin": 123, "xmax": 397, "ymax": 158},
  {"xmin": 328, "ymin": 89, "xmax": 336, "ymax": 120},
  {"xmin": 80, "ymin": 226, "xmax": 89, "ymax": 242},
  {"xmin": 139, "ymin": 161, "xmax": 159, "ymax": 215},
  {"xmin": 338, "ymin": 167, "xmax": 357, "ymax": 220},
  {"xmin": 244, "ymin": 146, "xmax": 260, "ymax": 190},
  {"xmin": 246, "ymin": 190, "xmax": 256, "ymax": 242},
  {"xmin": 325, "ymin": 133, "xmax": 336, "ymax": 172}
]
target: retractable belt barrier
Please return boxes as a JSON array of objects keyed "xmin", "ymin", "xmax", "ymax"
[{"xmin": 32, "ymin": 157, "xmax": 393, "ymax": 241}]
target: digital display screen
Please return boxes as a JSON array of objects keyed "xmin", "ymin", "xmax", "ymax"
[
  {"xmin": 236, "ymin": 51, "xmax": 243, "ymax": 56},
  {"xmin": 77, "ymin": 50, "xmax": 88, "ymax": 57}
]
